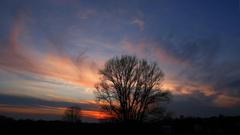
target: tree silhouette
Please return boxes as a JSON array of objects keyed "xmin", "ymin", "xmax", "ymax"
[
  {"xmin": 63, "ymin": 106, "xmax": 82, "ymax": 123},
  {"xmin": 95, "ymin": 55, "xmax": 170, "ymax": 122}
]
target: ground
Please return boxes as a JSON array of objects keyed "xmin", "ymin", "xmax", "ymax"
[{"xmin": 1, "ymin": 115, "xmax": 240, "ymax": 135}]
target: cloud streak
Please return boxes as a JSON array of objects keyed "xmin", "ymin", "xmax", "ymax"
[
  {"xmin": 0, "ymin": 104, "xmax": 111, "ymax": 121},
  {"xmin": 0, "ymin": 12, "xmax": 99, "ymax": 88},
  {"xmin": 0, "ymin": 94, "xmax": 111, "ymax": 121}
]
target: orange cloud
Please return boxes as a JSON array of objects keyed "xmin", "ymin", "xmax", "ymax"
[
  {"xmin": 162, "ymin": 80, "xmax": 216, "ymax": 96},
  {"xmin": 39, "ymin": 53, "xmax": 99, "ymax": 87},
  {"xmin": 213, "ymin": 95, "xmax": 240, "ymax": 108},
  {"xmin": 0, "ymin": 12, "xmax": 99, "ymax": 89}
]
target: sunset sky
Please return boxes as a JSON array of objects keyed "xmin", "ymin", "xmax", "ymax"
[{"xmin": 0, "ymin": 0, "xmax": 240, "ymax": 122}]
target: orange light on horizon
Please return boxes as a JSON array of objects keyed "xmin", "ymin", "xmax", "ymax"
[
  {"xmin": 81, "ymin": 110, "xmax": 112, "ymax": 120},
  {"xmin": 0, "ymin": 104, "xmax": 112, "ymax": 120}
]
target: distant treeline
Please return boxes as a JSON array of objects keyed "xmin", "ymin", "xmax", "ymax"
[{"xmin": 0, "ymin": 115, "xmax": 240, "ymax": 135}]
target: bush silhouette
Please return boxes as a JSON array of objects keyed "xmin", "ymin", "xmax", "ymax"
[{"xmin": 63, "ymin": 106, "xmax": 82, "ymax": 123}]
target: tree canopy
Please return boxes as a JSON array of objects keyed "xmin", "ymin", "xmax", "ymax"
[{"xmin": 95, "ymin": 55, "xmax": 170, "ymax": 122}]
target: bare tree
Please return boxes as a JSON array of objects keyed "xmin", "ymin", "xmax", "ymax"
[
  {"xmin": 95, "ymin": 55, "xmax": 170, "ymax": 122},
  {"xmin": 63, "ymin": 106, "xmax": 82, "ymax": 123}
]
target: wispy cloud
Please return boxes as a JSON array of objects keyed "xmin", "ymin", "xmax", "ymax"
[
  {"xmin": 0, "ymin": 12, "xmax": 99, "ymax": 88},
  {"xmin": 131, "ymin": 18, "xmax": 145, "ymax": 31},
  {"xmin": 78, "ymin": 9, "xmax": 96, "ymax": 20}
]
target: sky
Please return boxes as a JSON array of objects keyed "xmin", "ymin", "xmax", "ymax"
[{"xmin": 0, "ymin": 0, "xmax": 240, "ymax": 122}]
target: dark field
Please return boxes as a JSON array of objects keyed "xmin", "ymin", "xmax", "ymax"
[{"xmin": 1, "ymin": 115, "xmax": 240, "ymax": 135}]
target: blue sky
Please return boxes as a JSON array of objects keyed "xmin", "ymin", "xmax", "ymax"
[{"xmin": 0, "ymin": 0, "xmax": 240, "ymax": 121}]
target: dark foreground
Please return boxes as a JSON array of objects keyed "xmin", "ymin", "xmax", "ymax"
[{"xmin": 1, "ymin": 116, "xmax": 240, "ymax": 135}]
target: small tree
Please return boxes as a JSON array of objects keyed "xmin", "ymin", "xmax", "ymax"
[
  {"xmin": 63, "ymin": 106, "xmax": 82, "ymax": 123},
  {"xmin": 95, "ymin": 55, "xmax": 170, "ymax": 122}
]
